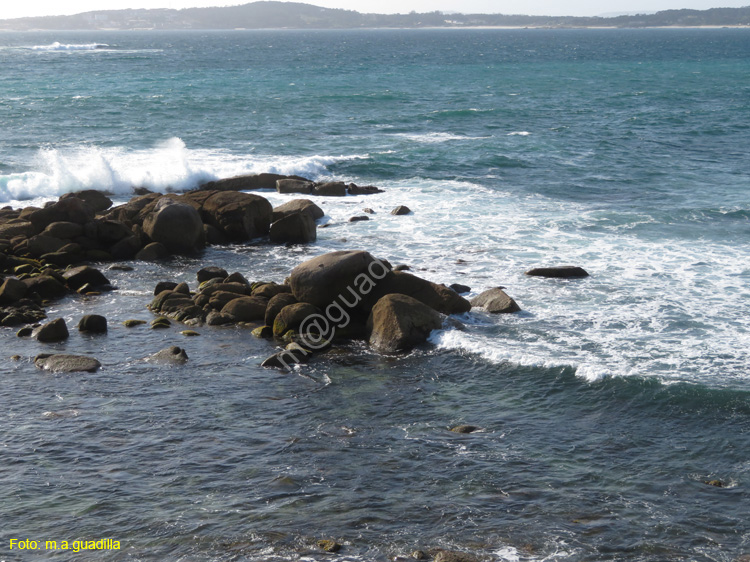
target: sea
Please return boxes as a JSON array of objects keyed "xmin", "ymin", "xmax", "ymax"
[{"xmin": 0, "ymin": 28, "xmax": 749, "ymax": 561}]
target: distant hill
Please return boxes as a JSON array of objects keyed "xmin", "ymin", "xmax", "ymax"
[{"xmin": 1, "ymin": 1, "xmax": 749, "ymax": 31}]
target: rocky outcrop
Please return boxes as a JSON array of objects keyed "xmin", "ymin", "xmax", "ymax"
[
  {"xmin": 271, "ymin": 199, "xmax": 324, "ymax": 222},
  {"xmin": 313, "ymin": 182, "xmax": 347, "ymax": 197},
  {"xmin": 470, "ymin": 287, "xmax": 521, "ymax": 313},
  {"xmin": 200, "ymin": 191, "xmax": 273, "ymax": 241},
  {"xmin": 197, "ymin": 173, "xmax": 309, "ymax": 192},
  {"xmin": 367, "ymin": 294, "xmax": 443, "ymax": 353},
  {"xmin": 289, "ymin": 250, "xmax": 393, "ymax": 310},
  {"xmin": 269, "ymin": 211, "xmax": 316, "ymax": 244},
  {"xmin": 526, "ymin": 265, "xmax": 589, "ymax": 278},
  {"xmin": 375, "ymin": 271, "xmax": 472, "ymax": 315},
  {"xmin": 276, "ymin": 178, "xmax": 314, "ymax": 195},
  {"xmin": 142, "ymin": 199, "xmax": 204, "ymax": 254}
]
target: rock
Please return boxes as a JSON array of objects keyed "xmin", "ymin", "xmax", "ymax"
[
  {"xmin": 451, "ymin": 425, "xmax": 480, "ymax": 434},
  {"xmin": 203, "ymin": 223, "xmax": 228, "ymax": 245},
  {"xmin": 60, "ymin": 190, "xmax": 113, "ymax": 212},
  {"xmin": 347, "ymin": 184, "xmax": 384, "ymax": 195},
  {"xmin": 220, "ymin": 296, "xmax": 268, "ymax": 322},
  {"xmin": 135, "ymin": 242, "xmax": 169, "ymax": 261},
  {"xmin": 146, "ymin": 346, "xmax": 188, "ymax": 364},
  {"xmin": 705, "ymin": 479, "xmax": 726, "ymax": 488},
  {"xmin": 276, "ymin": 178, "xmax": 313, "ymax": 195},
  {"xmin": 94, "ymin": 220, "xmax": 133, "ymax": 244},
  {"xmin": 198, "ymin": 173, "xmax": 309, "ymax": 192},
  {"xmin": 252, "ymin": 325, "xmax": 274, "ymax": 338},
  {"xmin": 470, "ymin": 288, "xmax": 520, "ymax": 314},
  {"xmin": 108, "ymin": 235, "xmax": 142, "ymax": 260},
  {"xmin": 78, "ymin": 314, "xmax": 107, "ymax": 333},
  {"xmin": 362, "ymin": 208, "xmax": 375, "ymax": 214},
  {"xmin": 197, "ymin": 266, "xmax": 228, "ymax": 283},
  {"xmin": 0, "ymin": 220, "xmax": 35, "ymax": 239},
  {"xmin": 349, "ymin": 215, "xmax": 370, "ymax": 222},
  {"xmin": 181, "ymin": 330, "xmax": 200, "ymax": 336},
  {"xmin": 271, "ymin": 199, "xmax": 324, "ymax": 222},
  {"xmin": 261, "ymin": 343, "xmax": 311, "ymax": 369},
  {"xmin": 391, "ymin": 205, "xmax": 412, "ymax": 215},
  {"xmin": 151, "ymin": 317, "xmax": 171, "ymax": 329},
  {"xmin": 209, "ymin": 290, "xmax": 246, "ymax": 310},
  {"xmin": 376, "ymin": 271, "xmax": 472, "ymax": 315},
  {"xmin": 367, "ymin": 294, "xmax": 443, "ymax": 353},
  {"xmin": 433, "ymin": 550, "xmax": 479, "ymax": 562},
  {"xmin": 42, "ymin": 221, "xmax": 84, "ymax": 239},
  {"xmin": 154, "ymin": 281, "xmax": 179, "ymax": 295},
  {"xmin": 63, "ymin": 266, "xmax": 110, "ymax": 291},
  {"xmin": 313, "ymin": 182, "xmax": 347, "ymax": 197},
  {"xmin": 123, "ymin": 319, "xmax": 147, "ymax": 327},
  {"xmin": 17, "ymin": 327, "xmax": 33, "ymax": 337},
  {"xmin": 269, "ymin": 212, "xmax": 316, "ymax": 244},
  {"xmin": 0, "ymin": 277, "xmax": 27, "ymax": 304},
  {"xmin": 34, "ymin": 353, "xmax": 101, "ymax": 373},
  {"xmin": 22, "ymin": 275, "xmax": 68, "ymax": 300},
  {"xmin": 27, "ymin": 197, "xmax": 95, "ymax": 232},
  {"xmin": 219, "ymin": 273, "xmax": 245, "ymax": 287},
  {"xmin": 449, "ymin": 283, "xmax": 471, "ymax": 294},
  {"xmin": 108, "ymin": 264, "xmax": 134, "ymax": 272},
  {"xmin": 205, "ymin": 311, "xmax": 234, "ymax": 326},
  {"xmin": 142, "ymin": 199, "xmax": 204, "ymax": 254},
  {"xmin": 272, "ymin": 302, "xmax": 322, "ymax": 337},
  {"xmin": 26, "ymin": 234, "xmax": 66, "ymax": 257},
  {"xmin": 289, "ymin": 250, "xmax": 393, "ymax": 310},
  {"xmin": 252, "ymin": 282, "xmax": 291, "ymax": 299},
  {"xmin": 174, "ymin": 282, "xmax": 190, "ymax": 295},
  {"xmin": 33, "ymin": 318, "xmax": 69, "ymax": 343},
  {"xmin": 317, "ymin": 539, "xmax": 341, "ymax": 552},
  {"xmin": 264, "ymin": 292, "xmax": 298, "ymax": 326},
  {"xmin": 526, "ymin": 266, "xmax": 589, "ymax": 278},
  {"xmin": 201, "ymin": 191, "xmax": 273, "ymax": 241},
  {"xmin": 394, "ymin": 264, "xmax": 411, "ymax": 272},
  {"xmin": 199, "ymin": 282, "xmax": 250, "ymax": 298}
]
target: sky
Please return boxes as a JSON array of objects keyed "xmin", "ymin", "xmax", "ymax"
[{"xmin": 1, "ymin": 0, "xmax": 749, "ymax": 20}]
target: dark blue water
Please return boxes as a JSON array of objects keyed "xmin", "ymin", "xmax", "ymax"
[{"xmin": 1, "ymin": 29, "xmax": 749, "ymax": 561}]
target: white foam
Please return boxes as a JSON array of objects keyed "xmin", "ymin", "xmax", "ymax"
[
  {"xmin": 393, "ymin": 132, "xmax": 490, "ymax": 143},
  {"xmin": 0, "ymin": 137, "xmax": 368, "ymax": 204},
  {"xmin": 507, "ymin": 131, "xmax": 531, "ymax": 136},
  {"xmin": 28, "ymin": 42, "xmax": 109, "ymax": 51}
]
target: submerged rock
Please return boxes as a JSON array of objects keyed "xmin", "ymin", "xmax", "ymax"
[
  {"xmin": 391, "ymin": 205, "xmax": 412, "ymax": 215},
  {"xmin": 450, "ymin": 425, "xmax": 480, "ymax": 434},
  {"xmin": 316, "ymin": 539, "xmax": 341, "ymax": 553},
  {"xmin": 34, "ymin": 353, "xmax": 101, "ymax": 373},
  {"xmin": 525, "ymin": 265, "xmax": 589, "ymax": 278},
  {"xmin": 146, "ymin": 346, "xmax": 188, "ymax": 364}
]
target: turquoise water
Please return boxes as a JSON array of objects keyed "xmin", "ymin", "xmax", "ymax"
[{"xmin": 1, "ymin": 29, "xmax": 750, "ymax": 561}]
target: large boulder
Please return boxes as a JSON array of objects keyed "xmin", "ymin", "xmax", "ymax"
[
  {"xmin": 34, "ymin": 353, "xmax": 101, "ymax": 373},
  {"xmin": 0, "ymin": 220, "xmax": 35, "ymax": 239},
  {"xmin": 62, "ymin": 266, "xmax": 110, "ymax": 291},
  {"xmin": 272, "ymin": 302, "xmax": 322, "ymax": 337},
  {"xmin": 0, "ymin": 278, "xmax": 27, "ymax": 304},
  {"xmin": 289, "ymin": 250, "xmax": 393, "ymax": 310},
  {"xmin": 276, "ymin": 178, "xmax": 313, "ymax": 195},
  {"xmin": 264, "ymin": 292, "xmax": 298, "ymax": 327},
  {"xmin": 525, "ymin": 266, "xmax": 589, "ymax": 278},
  {"xmin": 142, "ymin": 199, "xmax": 204, "ymax": 254},
  {"xmin": 27, "ymin": 197, "xmax": 95, "ymax": 232},
  {"xmin": 470, "ymin": 287, "xmax": 521, "ymax": 313},
  {"xmin": 60, "ymin": 190, "xmax": 113, "ymax": 213},
  {"xmin": 201, "ymin": 191, "xmax": 273, "ymax": 241},
  {"xmin": 312, "ymin": 182, "xmax": 347, "ymax": 197},
  {"xmin": 26, "ymin": 234, "xmax": 66, "ymax": 257},
  {"xmin": 221, "ymin": 296, "xmax": 268, "ymax": 322},
  {"xmin": 33, "ymin": 318, "xmax": 70, "ymax": 343},
  {"xmin": 271, "ymin": 199, "xmax": 324, "ymax": 222},
  {"xmin": 78, "ymin": 314, "xmax": 108, "ymax": 333},
  {"xmin": 269, "ymin": 212, "xmax": 316, "ymax": 244},
  {"xmin": 23, "ymin": 275, "xmax": 68, "ymax": 300},
  {"xmin": 367, "ymin": 294, "xmax": 443, "ymax": 353},
  {"xmin": 42, "ymin": 221, "xmax": 84, "ymax": 240},
  {"xmin": 374, "ymin": 271, "xmax": 471, "ymax": 315}
]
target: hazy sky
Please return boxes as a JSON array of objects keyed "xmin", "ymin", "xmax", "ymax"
[{"xmin": 2, "ymin": 0, "xmax": 749, "ymax": 20}]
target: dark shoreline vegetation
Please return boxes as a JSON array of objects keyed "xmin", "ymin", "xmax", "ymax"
[
  {"xmin": 1, "ymin": 1, "xmax": 750, "ymax": 31},
  {"xmin": 0, "ymin": 174, "xmax": 587, "ymax": 377}
]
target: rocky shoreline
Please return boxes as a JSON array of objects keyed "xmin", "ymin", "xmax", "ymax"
[{"xmin": 0, "ymin": 173, "xmax": 588, "ymax": 373}]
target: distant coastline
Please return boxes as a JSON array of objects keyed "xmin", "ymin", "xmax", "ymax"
[{"xmin": 1, "ymin": 1, "xmax": 749, "ymax": 32}]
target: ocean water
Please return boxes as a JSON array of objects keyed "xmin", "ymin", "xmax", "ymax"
[{"xmin": 1, "ymin": 29, "xmax": 749, "ymax": 561}]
